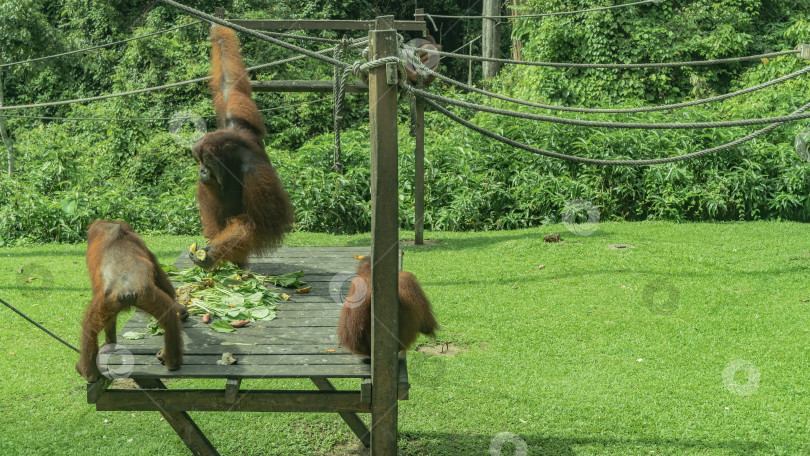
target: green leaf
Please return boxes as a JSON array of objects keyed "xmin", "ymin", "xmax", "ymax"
[
  {"xmin": 211, "ymin": 320, "xmax": 235, "ymax": 333},
  {"xmin": 250, "ymin": 306, "xmax": 271, "ymax": 319},
  {"xmin": 146, "ymin": 318, "xmax": 165, "ymax": 335},
  {"xmin": 60, "ymin": 199, "xmax": 77, "ymax": 215},
  {"xmin": 223, "ymin": 295, "xmax": 244, "ymax": 307},
  {"xmin": 246, "ymin": 292, "xmax": 264, "ymax": 305},
  {"xmin": 122, "ymin": 331, "xmax": 146, "ymax": 340}
]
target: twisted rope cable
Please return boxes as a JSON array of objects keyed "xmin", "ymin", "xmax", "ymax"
[
  {"xmin": 262, "ymin": 30, "xmax": 342, "ymax": 44},
  {"xmin": 0, "ymin": 21, "xmax": 202, "ymax": 69},
  {"xmin": 403, "ymin": 44, "xmax": 800, "ymax": 68},
  {"xmin": 0, "ymin": 295, "xmax": 79, "ymax": 353},
  {"xmin": 411, "ymin": 59, "xmax": 810, "ymax": 114},
  {"xmin": 333, "ymin": 39, "xmax": 349, "ymax": 174},
  {"xmin": 406, "ymin": 85, "xmax": 810, "ymax": 129},
  {"xmin": 0, "ymin": 39, "xmax": 368, "ymax": 111},
  {"xmin": 159, "ymin": 0, "xmax": 350, "ymax": 68},
  {"xmin": 348, "ymin": 56, "xmax": 402, "ymax": 77},
  {"xmin": 422, "ymin": 96, "xmax": 810, "ymax": 166},
  {"xmin": 418, "ymin": 0, "xmax": 662, "ymax": 20},
  {"xmin": 1, "ymin": 97, "xmax": 331, "ymax": 121}
]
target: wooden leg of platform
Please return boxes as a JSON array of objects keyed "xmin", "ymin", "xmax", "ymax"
[
  {"xmin": 311, "ymin": 377, "xmax": 370, "ymax": 448},
  {"xmin": 133, "ymin": 379, "xmax": 220, "ymax": 456}
]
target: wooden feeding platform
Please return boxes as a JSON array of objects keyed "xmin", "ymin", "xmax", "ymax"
[{"xmin": 86, "ymin": 246, "xmax": 407, "ymax": 455}]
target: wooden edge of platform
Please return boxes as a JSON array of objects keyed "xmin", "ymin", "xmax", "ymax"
[
  {"xmin": 95, "ymin": 389, "xmax": 370, "ymax": 413},
  {"xmin": 360, "ymin": 353, "xmax": 410, "ymax": 402},
  {"xmin": 86, "ymin": 377, "xmax": 113, "ymax": 404}
]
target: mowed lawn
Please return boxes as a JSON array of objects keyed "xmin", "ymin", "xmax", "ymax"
[{"xmin": 0, "ymin": 221, "xmax": 808, "ymax": 455}]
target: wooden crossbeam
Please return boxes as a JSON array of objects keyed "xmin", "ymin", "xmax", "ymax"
[
  {"xmin": 227, "ymin": 19, "xmax": 426, "ymax": 32},
  {"xmin": 96, "ymin": 389, "xmax": 370, "ymax": 413},
  {"xmin": 251, "ymin": 80, "xmax": 368, "ymax": 93}
]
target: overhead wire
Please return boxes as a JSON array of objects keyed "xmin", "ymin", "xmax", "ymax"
[
  {"xmin": 0, "ymin": 21, "xmax": 202, "ymax": 69},
  {"xmin": 421, "ymin": 96, "xmax": 810, "ymax": 166},
  {"xmin": 404, "ymin": 45, "xmax": 801, "ymax": 68},
  {"xmin": 411, "ymin": 59, "xmax": 810, "ymax": 114},
  {"xmin": 417, "ymin": 0, "xmax": 663, "ymax": 20},
  {"xmin": 0, "ymin": 39, "xmax": 366, "ymax": 111},
  {"xmin": 1, "ymin": 97, "xmax": 332, "ymax": 122},
  {"xmin": 407, "ymin": 85, "xmax": 810, "ymax": 129}
]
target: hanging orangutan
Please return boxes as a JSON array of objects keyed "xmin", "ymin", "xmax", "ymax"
[
  {"xmin": 77, "ymin": 220, "xmax": 187, "ymax": 382},
  {"xmin": 189, "ymin": 24, "xmax": 295, "ymax": 270},
  {"xmin": 338, "ymin": 257, "xmax": 439, "ymax": 357}
]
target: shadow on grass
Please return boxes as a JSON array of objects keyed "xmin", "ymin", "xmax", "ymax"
[
  {"xmin": 397, "ymin": 431, "xmax": 769, "ymax": 456},
  {"xmin": 402, "ymin": 229, "xmax": 614, "ymax": 253}
]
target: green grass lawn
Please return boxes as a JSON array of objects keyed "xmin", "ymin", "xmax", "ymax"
[{"xmin": 0, "ymin": 221, "xmax": 808, "ymax": 455}]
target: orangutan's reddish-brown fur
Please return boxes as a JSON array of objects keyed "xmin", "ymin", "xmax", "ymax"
[
  {"xmin": 76, "ymin": 220, "xmax": 186, "ymax": 382},
  {"xmin": 338, "ymin": 257, "xmax": 439, "ymax": 357},
  {"xmin": 191, "ymin": 25, "xmax": 294, "ymax": 269}
]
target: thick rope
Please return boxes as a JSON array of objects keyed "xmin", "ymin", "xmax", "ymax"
[
  {"xmin": 412, "ymin": 60, "xmax": 810, "ymax": 114},
  {"xmin": 0, "ymin": 295, "xmax": 80, "ymax": 353},
  {"xmin": 403, "ymin": 44, "xmax": 800, "ymax": 69},
  {"xmin": 158, "ymin": 0, "xmax": 350, "ymax": 68},
  {"xmin": 418, "ymin": 0, "xmax": 662, "ymax": 20},
  {"xmin": 422, "ymin": 96, "xmax": 810, "ymax": 166},
  {"xmin": 406, "ymin": 85, "xmax": 810, "ymax": 129},
  {"xmin": 262, "ymin": 30, "xmax": 342, "ymax": 44},
  {"xmin": 348, "ymin": 56, "xmax": 401, "ymax": 78},
  {"xmin": 0, "ymin": 39, "xmax": 367, "ymax": 111},
  {"xmin": 0, "ymin": 21, "xmax": 202, "ymax": 69},
  {"xmin": 333, "ymin": 39, "xmax": 348, "ymax": 174},
  {"xmin": 2, "ymin": 97, "xmax": 331, "ymax": 121}
]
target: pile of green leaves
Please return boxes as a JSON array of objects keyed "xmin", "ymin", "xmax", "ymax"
[{"xmin": 169, "ymin": 263, "xmax": 305, "ymax": 332}]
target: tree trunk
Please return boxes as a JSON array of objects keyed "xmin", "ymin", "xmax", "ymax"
[
  {"xmin": 482, "ymin": 0, "xmax": 501, "ymax": 79},
  {"xmin": 511, "ymin": 0, "xmax": 524, "ymax": 61},
  {"xmin": 0, "ymin": 69, "xmax": 14, "ymax": 177}
]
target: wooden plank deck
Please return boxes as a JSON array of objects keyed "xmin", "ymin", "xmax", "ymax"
[
  {"xmin": 97, "ymin": 247, "xmax": 380, "ymax": 380},
  {"xmin": 86, "ymin": 247, "xmax": 407, "ymax": 453}
]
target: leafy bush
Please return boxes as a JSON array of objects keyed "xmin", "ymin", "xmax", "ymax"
[{"xmin": 1, "ymin": 1, "xmax": 810, "ymax": 243}]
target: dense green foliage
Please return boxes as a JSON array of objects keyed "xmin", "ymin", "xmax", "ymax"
[{"xmin": 0, "ymin": 0, "xmax": 809, "ymax": 243}]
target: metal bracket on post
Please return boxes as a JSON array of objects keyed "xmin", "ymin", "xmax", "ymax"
[{"xmin": 799, "ymin": 44, "xmax": 810, "ymax": 60}]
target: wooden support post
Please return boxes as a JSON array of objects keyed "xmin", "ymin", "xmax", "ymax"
[
  {"xmin": 86, "ymin": 377, "xmax": 113, "ymax": 404},
  {"xmin": 311, "ymin": 377, "xmax": 370, "ymax": 447},
  {"xmin": 0, "ymin": 68, "xmax": 14, "ymax": 176},
  {"xmin": 133, "ymin": 378, "xmax": 219, "ymax": 456},
  {"xmin": 414, "ymin": 97, "xmax": 425, "ymax": 245},
  {"xmin": 482, "ymin": 0, "xmax": 501, "ymax": 79},
  {"xmin": 415, "ymin": 8, "xmax": 427, "ymax": 37},
  {"xmin": 224, "ymin": 378, "xmax": 241, "ymax": 405},
  {"xmin": 368, "ymin": 15, "xmax": 400, "ymax": 456}
]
